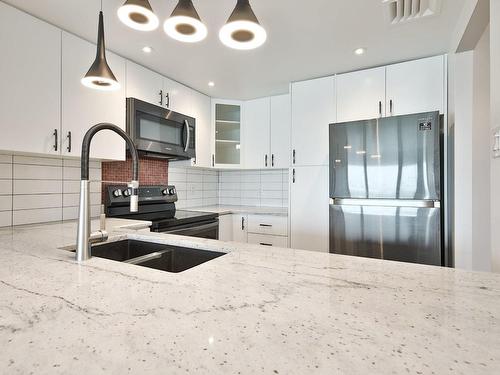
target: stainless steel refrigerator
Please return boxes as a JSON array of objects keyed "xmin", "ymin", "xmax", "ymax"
[{"xmin": 329, "ymin": 111, "xmax": 443, "ymax": 266}]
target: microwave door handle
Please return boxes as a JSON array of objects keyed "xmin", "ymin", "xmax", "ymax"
[{"xmin": 183, "ymin": 119, "xmax": 190, "ymax": 153}]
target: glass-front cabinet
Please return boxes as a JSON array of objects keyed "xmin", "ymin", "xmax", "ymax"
[{"xmin": 212, "ymin": 99, "xmax": 243, "ymax": 168}]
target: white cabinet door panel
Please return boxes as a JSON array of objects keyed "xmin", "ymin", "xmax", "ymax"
[
  {"xmin": 233, "ymin": 214, "xmax": 248, "ymax": 243},
  {"xmin": 126, "ymin": 61, "xmax": 163, "ymax": 106},
  {"xmin": 192, "ymin": 91, "xmax": 212, "ymax": 168},
  {"xmin": 336, "ymin": 67, "xmax": 386, "ymax": 122},
  {"xmin": 386, "ymin": 55, "xmax": 444, "ymax": 116},
  {"xmin": 0, "ymin": 2, "xmax": 61, "ymax": 155},
  {"xmin": 62, "ymin": 32, "xmax": 126, "ymax": 161},
  {"xmin": 291, "ymin": 76, "xmax": 335, "ymax": 166},
  {"xmin": 270, "ymin": 94, "xmax": 291, "ymax": 168},
  {"xmin": 290, "ymin": 166, "xmax": 329, "ymax": 252},
  {"xmin": 248, "ymin": 233, "xmax": 288, "ymax": 248},
  {"xmin": 243, "ymin": 97, "xmax": 271, "ymax": 169},
  {"xmin": 218, "ymin": 214, "xmax": 233, "ymax": 241}
]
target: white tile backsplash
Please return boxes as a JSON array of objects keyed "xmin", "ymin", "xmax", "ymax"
[
  {"xmin": 169, "ymin": 167, "xmax": 288, "ymax": 209},
  {"xmin": 0, "ymin": 152, "xmax": 102, "ymax": 227}
]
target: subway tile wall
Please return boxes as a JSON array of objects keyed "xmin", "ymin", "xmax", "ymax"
[
  {"xmin": 219, "ymin": 169, "xmax": 289, "ymax": 207},
  {"xmin": 0, "ymin": 153, "xmax": 101, "ymax": 227},
  {"xmin": 168, "ymin": 167, "xmax": 219, "ymax": 209}
]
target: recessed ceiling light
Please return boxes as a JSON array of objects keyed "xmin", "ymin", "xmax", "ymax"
[
  {"xmin": 142, "ymin": 46, "xmax": 153, "ymax": 53},
  {"xmin": 354, "ymin": 47, "xmax": 366, "ymax": 56},
  {"xmin": 208, "ymin": 81, "xmax": 215, "ymax": 87}
]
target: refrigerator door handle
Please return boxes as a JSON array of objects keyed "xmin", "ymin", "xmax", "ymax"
[{"xmin": 330, "ymin": 198, "xmax": 440, "ymax": 208}]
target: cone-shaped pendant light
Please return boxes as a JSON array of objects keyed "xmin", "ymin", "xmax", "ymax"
[
  {"xmin": 81, "ymin": 10, "xmax": 120, "ymax": 91},
  {"xmin": 219, "ymin": 0, "xmax": 267, "ymax": 50},
  {"xmin": 164, "ymin": 0, "xmax": 207, "ymax": 43},
  {"xmin": 117, "ymin": 0, "xmax": 159, "ymax": 31}
]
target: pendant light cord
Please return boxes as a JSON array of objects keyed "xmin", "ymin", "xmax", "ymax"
[{"xmin": 100, "ymin": 0, "xmax": 103, "ymax": 11}]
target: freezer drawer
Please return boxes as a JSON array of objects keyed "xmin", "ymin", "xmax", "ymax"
[{"xmin": 329, "ymin": 203, "xmax": 442, "ymax": 266}]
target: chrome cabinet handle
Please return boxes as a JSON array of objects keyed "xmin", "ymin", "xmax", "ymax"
[
  {"xmin": 53, "ymin": 129, "xmax": 58, "ymax": 151},
  {"xmin": 259, "ymin": 224, "xmax": 272, "ymax": 227},
  {"xmin": 271, "ymin": 154, "xmax": 275, "ymax": 167},
  {"xmin": 265, "ymin": 154, "xmax": 268, "ymax": 167},
  {"xmin": 260, "ymin": 243, "xmax": 273, "ymax": 246},
  {"xmin": 379, "ymin": 101, "xmax": 382, "ymax": 117},
  {"xmin": 66, "ymin": 131, "xmax": 72, "ymax": 153},
  {"xmin": 159, "ymin": 90, "xmax": 163, "ymax": 106},
  {"xmin": 183, "ymin": 120, "xmax": 190, "ymax": 153},
  {"xmin": 212, "ymin": 154, "xmax": 215, "ymax": 167},
  {"xmin": 292, "ymin": 149, "xmax": 296, "ymax": 164},
  {"xmin": 241, "ymin": 217, "xmax": 245, "ymax": 230},
  {"xmin": 165, "ymin": 92, "xmax": 170, "ymax": 108},
  {"xmin": 292, "ymin": 168, "xmax": 296, "ymax": 183},
  {"xmin": 390, "ymin": 99, "xmax": 393, "ymax": 115}
]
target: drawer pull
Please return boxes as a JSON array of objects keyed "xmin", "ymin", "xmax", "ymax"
[
  {"xmin": 259, "ymin": 224, "xmax": 272, "ymax": 227},
  {"xmin": 260, "ymin": 243, "xmax": 273, "ymax": 246}
]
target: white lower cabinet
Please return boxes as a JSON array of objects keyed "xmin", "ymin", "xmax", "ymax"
[
  {"xmin": 218, "ymin": 214, "xmax": 233, "ymax": 241},
  {"xmin": 248, "ymin": 233, "xmax": 288, "ymax": 248},
  {"xmin": 233, "ymin": 214, "xmax": 248, "ymax": 242},
  {"xmin": 61, "ymin": 32, "xmax": 126, "ymax": 160},
  {"xmin": 290, "ymin": 166, "xmax": 329, "ymax": 252}
]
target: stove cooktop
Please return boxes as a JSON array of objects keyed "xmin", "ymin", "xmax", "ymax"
[{"xmin": 118, "ymin": 209, "xmax": 218, "ymax": 230}]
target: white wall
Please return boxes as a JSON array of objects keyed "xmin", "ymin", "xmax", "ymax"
[
  {"xmin": 453, "ymin": 26, "xmax": 491, "ymax": 272},
  {"xmin": 490, "ymin": 0, "xmax": 500, "ymax": 272}
]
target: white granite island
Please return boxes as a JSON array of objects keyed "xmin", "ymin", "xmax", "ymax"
[{"xmin": 0, "ymin": 219, "xmax": 499, "ymax": 375}]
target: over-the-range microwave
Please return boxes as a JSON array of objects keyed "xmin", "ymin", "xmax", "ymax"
[{"xmin": 126, "ymin": 98, "xmax": 195, "ymax": 160}]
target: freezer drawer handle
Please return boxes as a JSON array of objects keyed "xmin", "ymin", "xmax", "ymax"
[{"xmin": 331, "ymin": 198, "xmax": 440, "ymax": 208}]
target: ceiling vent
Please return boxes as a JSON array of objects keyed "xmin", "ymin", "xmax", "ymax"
[{"xmin": 382, "ymin": 0, "xmax": 442, "ymax": 25}]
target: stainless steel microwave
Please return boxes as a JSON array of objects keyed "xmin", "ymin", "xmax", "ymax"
[{"xmin": 126, "ymin": 98, "xmax": 195, "ymax": 160}]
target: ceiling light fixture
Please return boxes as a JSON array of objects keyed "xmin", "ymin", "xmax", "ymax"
[
  {"xmin": 164, "ymin": 0, "xmax": 207, "ymax": 43},
  {"xmin": 81, "ymin": 4, "xmax": 120, "ymax": 91},
  {"xmin": 118, "ymin": 0, "xmax": 159, "ymax": 31},
  {"xmin": 208, "ymin": 81, "xmax": 215, "ymax": 87},
  {"xmin": 354, "ymin": 47, "xmax": 366, "ymax": 55},
  {"xmin": 142, "ymin": 46, "xmax": 153, "ymax": 53},
  {"xmin": 219, "ymin": 0, "xmax": 267, "ymax": 50}
]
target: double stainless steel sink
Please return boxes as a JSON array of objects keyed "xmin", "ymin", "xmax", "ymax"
[{"xmin": 71, "ymin": 240, "xmax": 226, "ymax": 273}]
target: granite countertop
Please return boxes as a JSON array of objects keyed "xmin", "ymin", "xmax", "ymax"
[
  {"xmin": 1, "ymin": 219, "xmax": 500, "ymax": 374},
  {"xmin": 188, "ymin": 205, "xmax": 288, "ymax": 216}
]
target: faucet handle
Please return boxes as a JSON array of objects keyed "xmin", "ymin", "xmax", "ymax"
[{"xmin": 128, "ymin": 180, "xmax": 139, "ymax": 213}]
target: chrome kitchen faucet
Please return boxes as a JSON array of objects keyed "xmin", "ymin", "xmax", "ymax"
[{"xmin": 75, "ymin": 123, "xmax": 139, "ymax": 262}]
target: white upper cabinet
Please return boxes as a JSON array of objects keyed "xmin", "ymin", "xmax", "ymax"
[
  {"xmin": 243, "ymin": 97, "xmax": 271, "ymax": 169},
  {"xmin": 270, "ymin": 94, "xmax": 291, "ymax": 168},
  {"xmin": 291, "ymin": 76, "xmax": 336, "ymax": 167},
  {"xmin": 290, "ymin": 165, "xmax": 329, "ymax": 252},
  {"xmin": 61, "ymin": 32, "xmax": 126, "ymax": 160},
  {"xmin": 336, "ymin": 66, "xmax": 386, "ymax": 123},
  {"xmin": 386, "ymin": 55, "xmax": 445, "ymax": 116},
  {"xmin": 166, "ymin": 79, "xmax": 194, "ymax": 116},
  {"xmin": 212, "ymin": 99, "xmax": 243, "ymax": 168},
  {"xmin": 126, "ymin": 61, "xmax": 163, "ymax": 106},
  {"xmin": 0, "ymin": 2, "xmax": 61, "ymax": 155},
  {"xmin": 191, "ymin": 91, "xmax": 212, "ymax": 168}
]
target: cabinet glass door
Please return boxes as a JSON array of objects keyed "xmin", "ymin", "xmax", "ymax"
[{"xmin": 215, "ymin": 104, "xmax": 241, "ymax": 165}]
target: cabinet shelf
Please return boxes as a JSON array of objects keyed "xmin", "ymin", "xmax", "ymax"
[
  {"xmin": 216, "ymin": 139, "xmax": 240, "ymax": 143},
  {"xmin": 216, "ymin": 120, "xmax": 240, "ymax": 125}
]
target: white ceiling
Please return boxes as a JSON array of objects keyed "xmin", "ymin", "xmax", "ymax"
[{"xmin": 3, "ymin": 0, "xmax": 466, "ymax": 99}]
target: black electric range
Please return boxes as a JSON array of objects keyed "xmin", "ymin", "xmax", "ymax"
[{"xmin": 105, "ymin": 185, "xmax": 219, "ymax": 239}]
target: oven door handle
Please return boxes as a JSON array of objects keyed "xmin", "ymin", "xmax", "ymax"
[
  {"xmin": 164, "ymin": 221, "xmax": 218, "ymax": 235},
  {"xmin": 183, "ymin": 119, "xmax": 190, "ymax": 153}
]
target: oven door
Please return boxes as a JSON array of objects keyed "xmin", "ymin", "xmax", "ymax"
[
  {"xmin": 127, "ymin": 98, "xmax": 195, "ymax": 159},
  {"xmin": 160, "ymin": 220, "xmax": 219, "ymax": 240}
]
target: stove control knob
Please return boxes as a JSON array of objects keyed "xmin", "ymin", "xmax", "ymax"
[
  {"xmin": 169, "ymin": 188, "xmax": 176, "ymax": 195},
  {"xmin": 161, "ymin": 189, "xmax": 168, "ymax": 196},
  {"xmin": 113, "ymin": 189, "xmax": 122, "ymax": 198},
  {"xmin": 122, "ymin": 188, "xmax": 131, "ymax": 197}
]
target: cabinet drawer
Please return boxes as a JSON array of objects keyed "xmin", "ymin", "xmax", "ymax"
[
  {"xmin": 247, "ymin": 214, "xmax": 288, "ymax": 236},
  {"xmin": 248, "ymin": 233, "xmax": 288, "ymax": 248}
]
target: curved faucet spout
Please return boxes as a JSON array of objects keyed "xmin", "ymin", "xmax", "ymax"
[{"xmin": 76, "ymin": 123, "xmax": 140, "ymax": 262}]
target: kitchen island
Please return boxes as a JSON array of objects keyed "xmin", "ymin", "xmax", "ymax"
[{"xmin": 0, "ymin": 219, "xmax": 499, "ymax": 374}]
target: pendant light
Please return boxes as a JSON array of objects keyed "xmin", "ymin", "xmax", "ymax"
[
  {"xmin": 117, "ymin": 0, "xmax": 159, "ymax": 31},
  {"xmin": 219, "ymin": 0, "xmax": 267, "ymax": 50},
  {"xmin": 81, "ymin": 2, "xmax": 120, "ymax": 91},
  {"xmin": 164, "ymin": 0, "xmax": 207, "ymax": 43}
]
